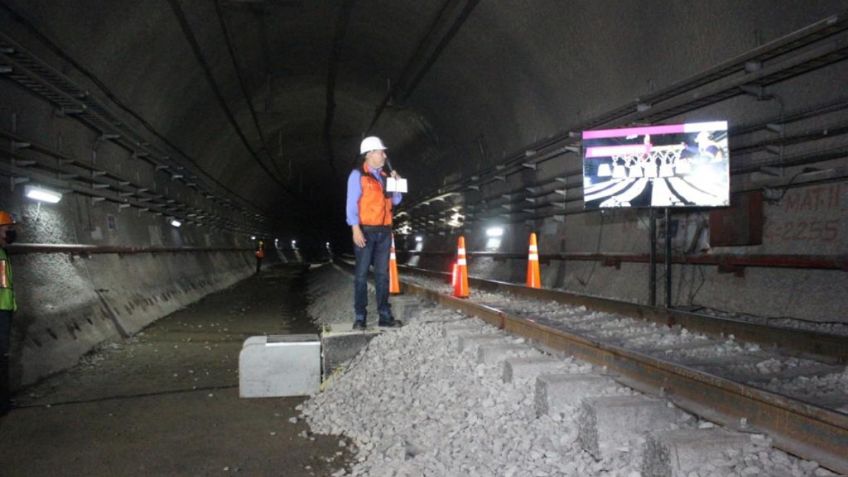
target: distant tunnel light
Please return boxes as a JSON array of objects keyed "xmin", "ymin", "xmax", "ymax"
[
  {"xmin": 251, "ymin": 235, "xmax": 256, "ymax": 240},
  {"xmin": 414, "ymin": 236, "xmax": 423, "ymax": 243},
  {"xmin": 170, "ymin": 219, "xmax": 182, "ymax": 228},
  {"xmin": 291, "ymin": 240, "xmax": 297, "ymax": 248},
  {"xmin": 25, "ymin": 185, "xmax": 62, "ymax": 203},
  {"xmin": 485, "ymin": 226, "xmax": 504, "ymax": 237}
]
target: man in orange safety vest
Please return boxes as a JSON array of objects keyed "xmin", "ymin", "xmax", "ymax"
[{"xmin": 346, "ymin": 137, "xmax": 404, "ymax": 330}]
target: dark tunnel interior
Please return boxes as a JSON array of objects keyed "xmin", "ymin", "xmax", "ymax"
[
  {"xmin": 2, "ymin": 2, "xmax": 848, "ymax": 474},
  {"xmin": 3, "ymin": 0, "xmax": 843, "ymax": 255},
  {"xmin": 1, "ymin": 0, "xmax": 847, "ymax": 399}
]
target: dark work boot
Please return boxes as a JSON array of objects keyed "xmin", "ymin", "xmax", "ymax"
[{"xmin": 378, "ymin": 318, "xmax": 403, "ymax": 328}]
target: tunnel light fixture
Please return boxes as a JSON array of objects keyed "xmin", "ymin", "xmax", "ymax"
[
  {"xmin": 447, "ymin": 212, "xmax": 464, "ymax": 228},
  {"xmin": 414, "ymin": 236, "xmax": 423, "ymax": 243},
  {"xmin": 291, "ymin": 240, "xmax": 297, "ymax": 249},
  {"xmin": 485, "ymin": 226, "xmax": 504, "ymax": 238},
  {"xmin": 251, "ymin": 235, "xmax": 256, "ymax": 240},
  {"xmin": 485, "ymin": 237, "xmax": 502, "ymax": 250},
  {"xmin": 24, "ymin": 185, "xmax": 62, "ymax": 203},
  {"xmin": 170, "ymin": 219, "xmax": 182, "ymax": 228}
]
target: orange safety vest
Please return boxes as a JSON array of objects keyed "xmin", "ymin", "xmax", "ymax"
[
  {"xmin": 255, "ymin": 249, "xmax": 265, "ymax": 259},
  {"xmin": 357, "ymin": 164, "xmax": 392, "ymax": 226}
]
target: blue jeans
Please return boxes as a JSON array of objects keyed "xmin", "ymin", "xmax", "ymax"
[{"xmin": 353, "ymin": 227, "xmax": 392, "ymax": 323}]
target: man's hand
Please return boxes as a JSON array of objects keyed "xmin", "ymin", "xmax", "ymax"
[
  {"xmin": 390, "ymin": 170, "xmax": 400, "ymax": 179},
  {"xmin": 352, "ymin": 225, "xmax": 366, "ymax": 248}
]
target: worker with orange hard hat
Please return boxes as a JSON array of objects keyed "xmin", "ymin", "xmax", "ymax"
[
  {"xmin": 346, "ymin": 136, "xmax": 404, "ymax": 330},
  {"xmin": 0, "ymin": 210, "xmax": 18, "ymax": 415}
]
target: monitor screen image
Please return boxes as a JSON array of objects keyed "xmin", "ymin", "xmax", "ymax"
[{"xmin": 581, "ymin": 121, "xmax": 729, "ymax": 209}]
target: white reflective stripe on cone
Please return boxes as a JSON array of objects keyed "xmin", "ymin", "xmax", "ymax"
[
  {"xmin": 457, "ymin": 248, "xmax": 466, "ymax": 254},
  {"xmin": 529, "ymin": 245, "xmax": 538, "ymax": 252},
  {"xmin": 457, "ymin": 259, "xmax": 467, "ymax": 266},
  {"xmin": 390, "ymin": 253, "xmax": 396, "ymax": 259},
  {"xmin": 528, "ymin": 254, "xmax": 539, "ymax": 261}
]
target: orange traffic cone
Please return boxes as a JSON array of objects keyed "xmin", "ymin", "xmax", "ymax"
[
  {"xmin": 526, "ymin": 233, "xmax": 541, "ymax": 289},
  {"xmin": 454, "ymin": 236, "xmax": 469, "ymax": 298},
  {"xmin": 389, "ymin": 234, "xmax": 400, "ymax": 294}
]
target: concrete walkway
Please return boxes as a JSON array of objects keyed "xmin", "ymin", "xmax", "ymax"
[{"xmin": 0, "ymin": 265, "xmax": 351, "ymax": 476}]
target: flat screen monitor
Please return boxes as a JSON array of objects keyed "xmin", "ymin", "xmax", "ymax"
[{"xmin": 582, "ymin": 121, "xmax": 729, "ymax": 208}]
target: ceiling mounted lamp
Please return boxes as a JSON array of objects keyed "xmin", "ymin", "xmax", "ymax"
[
  {"xmin": 170, "ymin": 219, "xmax": 182, "ymax": 228},
  {"xmin": 24, "ymin": 184, "xmax": 62, "ymax": 203}
]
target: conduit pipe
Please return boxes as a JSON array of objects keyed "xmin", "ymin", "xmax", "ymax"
[
  {"xmin": 401, "ymin": 11, "xmax": 848, "ymax": 210},
  {"xmin": 0, "ymin": 28, "xmax": 270, "ymax": 224},
  {"xmin": 6, "ymin": 243, "xmax": 252, "ymax": 255},
  {"xmin": 398, "ymin": 251, "xmax": 848, "ymax": 272},
  {"xmin": 0, "ymin": 131, "xmax": 265, "ymax": 234}
]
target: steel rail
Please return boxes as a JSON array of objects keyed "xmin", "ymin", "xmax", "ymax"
[
  {"xmin": 398, "ymin": 266, "xmax": 848, "ymax": 362},
  {"xmin": 397, "ymin": 278, "xmax": 848, "ymax": 474}
]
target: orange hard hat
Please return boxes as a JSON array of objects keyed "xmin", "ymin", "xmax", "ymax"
[{"xmin": 0, "ymin": 210, "xmax": 16, "ymax": 226}]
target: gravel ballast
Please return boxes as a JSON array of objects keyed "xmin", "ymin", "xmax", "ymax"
[{"xmin": 300, "ymin": 269, "xmax": 838, "ymax": 476}]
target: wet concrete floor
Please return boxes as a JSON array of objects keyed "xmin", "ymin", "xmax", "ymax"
[{"xmin": 0, "ymin": 265, "xmax": 352, "ymax": 476}]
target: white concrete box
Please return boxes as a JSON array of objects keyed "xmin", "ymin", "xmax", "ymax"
[{"xmin": 239, "ymin": 334, "xmax": 320, "ymax": 398}]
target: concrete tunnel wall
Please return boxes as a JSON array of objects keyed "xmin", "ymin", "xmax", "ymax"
[
  {"xmin": 0, "ymin": 102, "xmax": 299, "ymax": 389},
  {"xmin": 398, "ymin": 48, "xmax": 848, "ymax": 323},
  {"xmin": 2, "ymin": 186, "xmax": 301, "ymax": 389},
  {"xmin": 402, "ymin": 179, "xmax": 847, "ymax": 323},
  {"xmin": 390, "ymin": 2, "xmax": 848, "ymax": 325},
  {"xmin": 399, "ymin": 29, "xmax": 848, "ymax": 323}
]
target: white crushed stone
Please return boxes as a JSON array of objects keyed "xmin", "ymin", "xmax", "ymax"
[
  {"xmin": 695, "ymin": 307, "xmax": 848, "ymax": 338},
  {"xmin": 403, "ymin": 275, "xmax": 847, "ymax": 407},
  {"xmin": 764, "ymin": 367, "xmax": 848, "ymax": 398},
  {"xmin": 301, "ymin": 271, "xmax": 837, "ymax": 476},
  {"xmin": 301, "ymin": 307, "xmax": 617, "ymax": 476}
]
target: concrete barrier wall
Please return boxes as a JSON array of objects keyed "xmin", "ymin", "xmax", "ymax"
[
  {"xmin": 11, "ymin": 250, "xmax": 254, "ymax": 388},
  {"xmin": 0, "ymin": 187, "xmax": 273, "ymax": 389}
]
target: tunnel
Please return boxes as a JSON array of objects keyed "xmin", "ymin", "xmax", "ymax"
[{"xmin": 1, "ymin": 1, "xmax": 847, "ymax": 475}]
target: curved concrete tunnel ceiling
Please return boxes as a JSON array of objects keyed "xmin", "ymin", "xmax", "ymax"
[{"xmin": 1, "ymin": 0, "xmax": 846, "ymax": 242}]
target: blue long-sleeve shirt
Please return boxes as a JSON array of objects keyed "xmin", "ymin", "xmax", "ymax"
[{"xmin": 346, "ymin": 166, "xmax": 402, "ymax": 226}]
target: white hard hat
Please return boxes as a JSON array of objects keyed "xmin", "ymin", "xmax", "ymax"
[{"xmin": 360, "ymin": 136, "xmax": 387, "ymax": 154}]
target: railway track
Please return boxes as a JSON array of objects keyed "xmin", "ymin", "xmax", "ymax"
[{"xmin": 394, "ymin": 266, "xmax": 848, "ymax": 474}]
